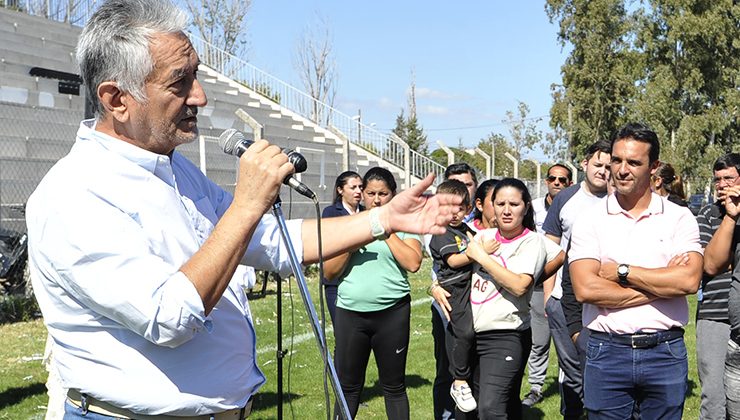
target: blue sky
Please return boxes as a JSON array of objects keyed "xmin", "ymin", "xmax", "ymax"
[{"xmin": 248, "ymin": 1, "xmax": 568, "ymax": 160}]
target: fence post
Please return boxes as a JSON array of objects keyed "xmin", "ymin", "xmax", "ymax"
[
  {"xmin": 525, "ymin": 158, "xmax": 541, "ymax": 198},
  {"xmin": 403, "ymin": 143, "xmax": 411, "ymax": 189},
  {"xmin": 198, "ymin": 136, "xmax": 207, "ymax": 175},
  {"xmin": 235, "ymin": 108, "xmax": 264, "ymax": 142},
  {"xmin": 436, "ymin": 141, "xmax": 455, "ymax": 167},
  {"xmin": 504, "ymin": 152, "xmax": 519, "ymax": 178},
  {"xmin": 474, "ymin": 148, "xmax": 492, "ymax": 179}
]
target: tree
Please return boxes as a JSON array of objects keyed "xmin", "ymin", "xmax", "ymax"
[
  {"xmin": 629, "ymin": 0, "xmax": 740, "ymax": 186},
  {"xmin": 294, "ymin": 14, "xmax": 338, "ymax": 125},
  {"xmin": 392, "ymin": 110, "xmax": 429, "ymax": 155},
  {"xmin": 504, "ymin": 101, "xmax": 543, "ymax": 159},
  {"xmin": 392, "ymin": 75, "xmax": 428, "ymax": 153},
  {"xmin": 546, "ymin": 0, "xmax": 739, "ymax": 191},
  {"xmin": 546, "ymin": 0, "xmax": 638, "ymax": 159},
  {"xmin": 183, "ymin": 0, "xmax": 251, "ymax": 58}
]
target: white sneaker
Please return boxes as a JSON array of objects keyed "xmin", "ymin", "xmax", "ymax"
[{"xmin": 450, "ymin": 382, "xmax": 477, "ymax": 412}]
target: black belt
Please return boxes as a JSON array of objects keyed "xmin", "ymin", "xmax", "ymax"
[{"xmin": 590, "ymin": 327, "xmax": 684, "ymax": 349}]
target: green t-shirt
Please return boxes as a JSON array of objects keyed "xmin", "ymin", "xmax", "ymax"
[{"xmin": 336, "ymin": 232, "xmax": 421, "ymax": 312}]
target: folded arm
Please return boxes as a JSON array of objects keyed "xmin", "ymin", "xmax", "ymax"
[
  {"xmin": 570, "ymin": 258, "xmax": 657, "ymax": 308},
  {"xmin": 599, "ymin": 252, "xmax": 702, "ymax": 298}
]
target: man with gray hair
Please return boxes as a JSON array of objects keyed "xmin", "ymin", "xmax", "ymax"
[{"xmin": 26, "ymin": 0, "xmax": 461, "ymax": 418}]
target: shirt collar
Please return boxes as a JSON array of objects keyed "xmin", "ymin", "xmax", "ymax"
[
  {"xmin": 77, "ymin": 119, "xmax": 176, "ymax": 186},
  {"xmin": 606, "ymin": 191, "xmax": 665, "ymax": 218}
]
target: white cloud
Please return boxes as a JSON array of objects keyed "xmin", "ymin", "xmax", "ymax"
[
  {"xmin": 414, "ymin": 87, "xmax": 470, "ymax": 101},
  {"xmin": 420, "ymin": 105, "xmax": 451, "ymax": 116}
]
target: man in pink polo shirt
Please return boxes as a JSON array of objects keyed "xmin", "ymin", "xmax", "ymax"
[{"xmin": 569, "ymin": 123, "xmax": 703, "ymax": 419}]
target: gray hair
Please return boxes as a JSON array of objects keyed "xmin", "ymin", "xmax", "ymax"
[{"xmin": 76, "ymin": 0, "xmax": 188, "ymax": 117}]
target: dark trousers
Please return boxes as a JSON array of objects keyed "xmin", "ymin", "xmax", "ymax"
[
  {"xmin": 546, "ymin": 297, "xmax": 585, "ymax": 419},
  {"xmin": 432, "ymin": 301, "xmax": 456, "ymax": 420},
  {"xmin": 443, "ymin": 280, "xmax": 475, "ymax": 380},
  {"xmin": 323, "ymin": 282, "xmax": 338, "ymax": 324},
  {"xmin": 472, "ymin": 328, "xmax": 532, "ymax": 420},
  {"xmin": 334, "ymin": 295, "xmax": 410, "ymax": 419}
]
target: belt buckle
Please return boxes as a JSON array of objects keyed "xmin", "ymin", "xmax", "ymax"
[{"xmin": 631, "ymin": 333, "xmax": 653, "ymax": 349}]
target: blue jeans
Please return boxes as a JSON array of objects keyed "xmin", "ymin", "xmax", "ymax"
[
  {"xmin": 63, "ymin": 400, "xmax": 118, "ymax": 419},
  {"xmin": 725, "ymin": 339, "xmax": 740, "ymax": 420},
  {"xmin": 584, "ymin": 332, "xmax": 688, "ymax": 420}
]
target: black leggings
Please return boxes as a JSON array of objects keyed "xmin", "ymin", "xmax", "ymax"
[
  {"xmin": 333, "ymin": 294, "xmax": 411, "ymax": 419},
  {"xmin": 457, "ymin": 328, "xmax": 532, "ymax": 420}
]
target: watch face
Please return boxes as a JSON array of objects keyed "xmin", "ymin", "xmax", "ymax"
[{"xmin": 618, "ymin": 265, "xmax": 629, "ymax": 276}]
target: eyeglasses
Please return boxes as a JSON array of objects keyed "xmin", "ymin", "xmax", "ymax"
[
  {"xmin": 547, "ymin": 176, "xmax": 569, "ymax": 184},
  {"xmin": 713, "ymin": 175, "xmax": 739, "ymax": 185}
]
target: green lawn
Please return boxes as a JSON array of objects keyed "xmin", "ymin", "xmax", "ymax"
[{"xmin": 0, "ymin": 259, "xmax": 702, "ymax": 419}]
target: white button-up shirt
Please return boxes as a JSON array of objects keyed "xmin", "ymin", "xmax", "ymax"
[{"xmin": 27, "ymin": 120, "xmax": 303, "ymax": 416}]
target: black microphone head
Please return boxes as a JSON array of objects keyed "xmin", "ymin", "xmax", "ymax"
[
  {"xmin": 218, "ymin": 129, "xmax": 243, "ymax": 156},
  {"xmin": 288, "ymin": 152, "xmax": 308, "ymax": 173}
]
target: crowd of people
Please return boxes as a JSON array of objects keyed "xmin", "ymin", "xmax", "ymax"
[
  {"xmin": 319, "ymin": 135, "xmax": 740, "ymax": 419},
  {"xmin": 24, "ymin": 0, "xmax": 740, "ymax": 419}
]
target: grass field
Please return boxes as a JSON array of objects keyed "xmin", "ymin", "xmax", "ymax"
[{"xmin": 0, "ymin": 259, "xmax": 702, "ymax": 419}]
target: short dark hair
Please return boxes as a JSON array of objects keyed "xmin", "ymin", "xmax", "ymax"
[
  {"xmin": 332, "ymin": 171, "xmax": 362, "ymax": 203},
  {"xmin": 583, "ymin": 139, "xmax": 612, "ymax": 162},
  {"xmin": 472, "ymin": 179, "xmax": 499, "ymax": 222},
  {"xmin": 444, "ymin": 163, "xmax": 478, "ymax": 185},
  {"xmin": 547, "ymin": 163, "xmax": 573, "ymax": 180},
  {"xmin": 363, "ymin": 167, "xmax": 397, "ymax": 194},
  {"xmin": 437, "ymin": 179, "xmax": 470, "ymax": 206},
  {"xmin": 492, "ymin": 178, "xmax": 536, "ymax": 232},
  {"xmin": 611, "ymin": 123, "xmax": 660, "ymax": 163},
  {"xmin": 713, "ymin": 152, "xmax": 740, "ymax": 175}
]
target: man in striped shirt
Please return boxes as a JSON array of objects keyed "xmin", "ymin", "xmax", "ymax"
[{"xmin": 696, "ymin": 152, "xmax": 740, "ymax": 419}]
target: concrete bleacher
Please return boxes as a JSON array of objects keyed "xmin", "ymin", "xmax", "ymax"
[
  {"xmin": 0, "ymin": 5, "xmax": 410, "ymax": 231},
  {"xmin": 0, "ymin": 7, "xmax": 84, "ymax": 232}
]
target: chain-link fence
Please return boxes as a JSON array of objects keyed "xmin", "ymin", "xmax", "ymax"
[{"xmin": 0, "ymin": 101, "xmax": 81, "ymax": 234}]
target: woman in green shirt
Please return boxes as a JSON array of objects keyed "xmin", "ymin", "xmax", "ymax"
[{"xmin": 325, "ymin": 167, "xmax": 423, "ymax": 419}]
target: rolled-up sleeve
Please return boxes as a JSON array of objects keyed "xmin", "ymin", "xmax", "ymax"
[{"xmin": 241, "ymin": 215, "xmax": 304, "ymax": 278}]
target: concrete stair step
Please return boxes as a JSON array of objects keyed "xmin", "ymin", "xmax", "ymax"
[
  {"xmin": 0, "ymin": 9, "xmax": 81, "ymax": 47},
  {"xmin": 0, "ymin": 116, "xmax": 78, "ymax": 141},
  {"xmin": 0, "ymin": 101, "xmax": 84, "ymax": 124},
  {"xmin": 0, "ymin": 48, "xmax": 78, "ymax": 74},
  {"xmin": 0, "ymin": 86, "xmax": 85, "ymax": 110},
  {"xmin": 0, "ymin": 156, "xmax": 56, "ymax": 180}
]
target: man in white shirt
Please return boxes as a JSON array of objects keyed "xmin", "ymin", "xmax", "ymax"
[
  {"xmin": 540, "ymin": 140, "xmax": 611, "ymax": 419},
  {"xmin": 27, "ymin": 1, "xmax": 461, "ymax": 418}
]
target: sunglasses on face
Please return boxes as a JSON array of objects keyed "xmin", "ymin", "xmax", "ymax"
[{"xmin": 547, "ymin": 176, "xmax": 569, "ymax": 184}]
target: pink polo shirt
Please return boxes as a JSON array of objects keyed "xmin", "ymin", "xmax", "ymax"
[{"xmin": 569, "ymin": 192, "xmax": 702, "ymax": 334}]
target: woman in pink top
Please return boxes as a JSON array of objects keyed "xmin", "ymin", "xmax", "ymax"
[{"xmin": 462, "ymin": 178, "xmax": 550, "ymax": 419}]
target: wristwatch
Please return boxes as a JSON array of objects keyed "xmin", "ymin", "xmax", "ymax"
[{"xmin": 617, "ymin": 264, "xmax": 630, "ymax": 286}]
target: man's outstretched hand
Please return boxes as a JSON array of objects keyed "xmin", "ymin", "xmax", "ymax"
[{"xmin": 380, "ymin": 173, "xmax": 463, "ymax": 235}]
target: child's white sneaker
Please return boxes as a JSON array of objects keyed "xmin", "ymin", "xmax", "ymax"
[{"xmin": 450, "ymin": 382, "xmax": 477, "ymax": 413}]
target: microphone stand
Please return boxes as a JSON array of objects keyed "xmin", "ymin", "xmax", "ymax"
[{"xmin": 271, "ymin": 197, "xmax": 351, "ymax": 420}]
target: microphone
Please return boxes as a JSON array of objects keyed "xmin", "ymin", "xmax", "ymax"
[{"xmin": 218, "ymin": 129, "xmax": 316, "ymax": 199}]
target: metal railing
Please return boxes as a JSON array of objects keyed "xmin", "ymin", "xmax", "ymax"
[
  {"xmin": 187, "ymin": 33, "xmax": 445, "ymax": 182},
  {"xmin": 2, "ymin": 0, "xmax": 446, "ymax": 182},
  {"xmin": 1, "ymin": 0, "xmax": 98, "ymax": 25}
]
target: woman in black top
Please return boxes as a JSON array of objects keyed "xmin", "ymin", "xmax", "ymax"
[{"xmin": 321, "ymin": 171, "xmax": 363, "ymax": 323}]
